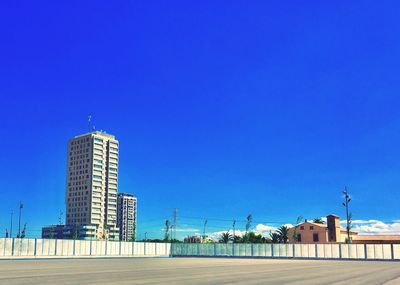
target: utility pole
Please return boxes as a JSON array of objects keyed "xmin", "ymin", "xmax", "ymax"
[
  {"xmin": 144, "ymin": 232, "xmax": 147, "ymax": 241},
  {"xmin": 342, "ymin": 187, "xmax": 352, "ymax": 243},
  {"xmin": 17, "ymin": 202, "xmax": 23, "ymax": 238},
  {"xmin": 232, "ymin": 219, "xmax": 236, "ymax": 243},
  {"xmin": 169, "ymin": 225, "xmax": 174, "ymax": 241},
  {"xmin": 9, "ymin": 210, "xmax": 13, "ymax": 238},
  {"xmin": 173, "ymin": 208, "xmax": 177, "ymax": 241},
  {"xmin": 203, "ymin": 219, "xmax": 208, "ymax": 243}
]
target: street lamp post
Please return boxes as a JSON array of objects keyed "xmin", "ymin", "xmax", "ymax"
[
  {"xmin": 342, "ymin": 187, "xmax": 351, "ymax": 243},
  {"xmin": 232, "ymin": 219, "xmax": 236, "ymax": 243},
  {"xmin": 9, "ymin": 210, "xmax": 13, "ymax": 238},
  {"xmin": 17, "ymin": 202, "xmax": 23, "ymax": 238},
  {"xmin": 169, "ymin": 225, "xmax": 174, "ymax": 242},
  {"xmin": 203, "ymin": 220, "xmax": 207, "ymax": 243}
]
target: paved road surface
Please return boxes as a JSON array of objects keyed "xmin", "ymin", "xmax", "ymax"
[{"xmin": 0, "ymin": 257, "xmax": 399, "ymax": 284}]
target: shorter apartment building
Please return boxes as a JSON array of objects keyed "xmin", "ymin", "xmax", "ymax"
[
  {"xmin": 117, "ymin": 193, "xmax": 137, "ymax": 241},
  {"xmin": 42, "ymin": 224, "xmax": 97, "ymax": 240},
  {"xmin": 184, "ymin": 236, "xmax": 202, "ymax": 243}
]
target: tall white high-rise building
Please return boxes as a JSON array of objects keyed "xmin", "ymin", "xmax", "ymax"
[
  {"xmin": 65, "ymin": 131, "xmax": 119, "ymax": 240},
  {"xmin": 117, "ymin": 193, "xmax": 137, "ymax": 241}
]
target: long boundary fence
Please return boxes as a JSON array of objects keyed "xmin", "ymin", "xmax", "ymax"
[
  {"xmin": 171, "ymin": 243, "xmax": 400, "ymax": 260},
  {"xmin": 0, "ymin": 238, "xmax": 170, "ymax": 258},
  {"xmin": 1, "ymin": 238, "xmax": 400, "ymax": 260}
]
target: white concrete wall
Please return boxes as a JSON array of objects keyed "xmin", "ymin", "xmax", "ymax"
[
  {"xmin": 1, "ymin": 238, "xmax": 398, "ymax": 260},
  {"xmin": 393, "ymin": 244, "xmax": 400, "ymax": 259},
  {"xmin": 0, "ymin": 238, "xmax": 170, "ymax": 258},
  {"xmin": 171, "ymin": 243, "xmax": 400, "ymax": 260},
  {"xmin": 134, "ymin": 241, "xmax": 144, "ymax": 255}
]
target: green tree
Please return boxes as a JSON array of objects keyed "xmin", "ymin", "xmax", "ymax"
[
  {"xmin": 73, "ymin": 226, "xmax": 79, "ymax": 240},
  {"xmin": 313, "ymin": 218, "xmax": 325, "ymax": 224},
  {"xmin": 49, "ymin": 226, "xmax": 55, "ymax": 239},
  {"xmin": 277, "ymin": 226, "xmax": 289, "ymax": 243},
  {"xmin": 292, "ymin": 216, "xmax": 303, "ymax": 243},
  {"xmin": 242, "ymin": 232, "xmax": 264, "ymax": 243},
  {"xmin": 270, "ymin": 232, "xmax": 280, "ymax": 243},
  {"xmin": 219, "ymin": 232, "xmax": 232, "ymax": 243},
  {"xmin": 164, "ymin": 219, "xmax": 171, "ymax": 241},
  {"xmin": 233, "ymin": 235, "xmax": 242, "ymax": 243}
]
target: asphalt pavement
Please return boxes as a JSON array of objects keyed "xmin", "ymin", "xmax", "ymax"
[{"xmin": 0, "ymin": 257, "xmax": 399, "ymax": 284}]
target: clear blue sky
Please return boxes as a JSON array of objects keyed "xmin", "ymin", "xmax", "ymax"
[{"xmin": 1, "ymin": 1, "xmax": 400, "ymax": 239}]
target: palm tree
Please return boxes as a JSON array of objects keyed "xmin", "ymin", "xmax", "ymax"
[
  {"xmin": 164, "ymin": 219, "xmax": 170, "ymax": 241},
  {"xmin": 219, "ymin": 232, "xmax": 232, "ymax": 243},
  {"xmin": 249, "ymin": 232, "xmax": 263, "ymax": 243},
  {"xmin": 241, "ymin": 231, "xmax": 265, "ymax": 243},
  {"xmin": 313, "ymin": 218, "xmax": 325, "ymax": 224},
  {"xmin": 277, "ymin": 226, "xmax": 289, "ymax": 243},
  {"xmin": 270, "ymin": 232, "xmax": 280, "ymax": 243},
  {"xmin": 245, "ymin": 214, "xmax": 252, "ymax": 233},
  {"xmin": 233, "ymin": 235, "xmax": 242, "ymax": 243}
]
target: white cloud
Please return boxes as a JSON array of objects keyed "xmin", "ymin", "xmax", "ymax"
[
  {"xmin": 159, "ymin": 227, "xmax": 200, "ymax": 233},
  {"xmin": 255, "ymin": 224, "xmax": 276, "ymax": 233},
  {"xmin": 341, "ymin": 219, "xmax": 381, "ymax": 225},
  {"xmin": 205, "ymin": 223, "xmax": 295, "ymax": 241},
  {"xmin": 340, "ymin": 219, "xmax": 400, "ymax": 235},
  {"xmin": 175, "ymin": 228, "xmax": 200, "ymax": 233}
]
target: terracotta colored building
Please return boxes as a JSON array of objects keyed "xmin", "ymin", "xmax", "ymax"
[{"xmin": 287, "ymin": 214, "xmax": 400, "ymax": 244}]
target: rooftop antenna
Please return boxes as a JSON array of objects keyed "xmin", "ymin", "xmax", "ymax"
[
  {"xmin": 59, "ymin": 210, "xmax": 63, "ymax": 225},
  {"xmin": 88, "ymin": 115, "xmax": 92, "ymax": 132}
]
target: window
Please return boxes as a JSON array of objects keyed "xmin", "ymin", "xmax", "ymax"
[
  {"xmin": 313, "ymin": 233, "xmax": 319, "ymax": 242},
  {"xmin": 310, "ymin": 226, "xmax": 314, "ymax": 230},
  {"xmin": 298, "ymin": 234, "xmax": 302, "ymax": 242},
  {"xmin": 300, "ymin": 226, "xmax": 304, "ymax": 230}
]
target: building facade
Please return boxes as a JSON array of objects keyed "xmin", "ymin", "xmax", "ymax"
[
  {"xmin": 287, "ymin": 214, "xmax": 400, "ymax": 244},
  {"xmin": 65, "ymin": 131, "xmax": 119, "ymax": 240},
  {"xmin": 287, "ymin": 215, "xmax": 358, "ymax": 244},
  {"xmin": 42, "ymin": 224, "xmax": 97, "ymax": 240},
  {"xmin": 117, "ymin": 193, "xmax": 137, "ymax": 241}
]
